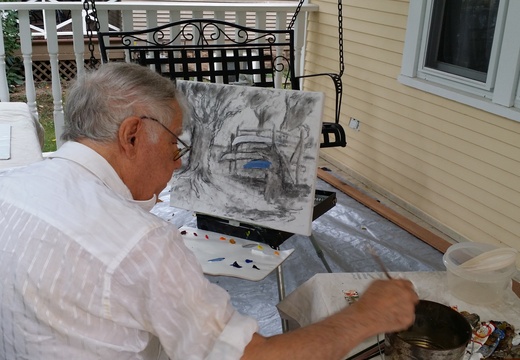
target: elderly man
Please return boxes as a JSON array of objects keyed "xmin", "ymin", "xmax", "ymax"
[{"xmin": 0, "ymin": 62, "xmax": 418, "ymax": 359}]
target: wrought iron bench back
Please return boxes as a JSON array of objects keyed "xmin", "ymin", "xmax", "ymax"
[{"xmin": 98, "ymin": 19, "xmax": 298, "ymax": 90}]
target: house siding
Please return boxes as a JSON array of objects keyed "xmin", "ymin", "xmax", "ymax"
[{"xmin": 305, "ymin": 0, "xmax": 520, "ymax": 255}]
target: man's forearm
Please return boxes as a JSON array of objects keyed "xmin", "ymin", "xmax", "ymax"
[
  {"xmin": 241, "ymin": 279, "xmax": 418, "ymax": 360},
  {"xmin": 242, "ymin": 305, "xmax": 378, "ymax": 360}
]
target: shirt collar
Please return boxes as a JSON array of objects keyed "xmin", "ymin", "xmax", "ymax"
[{"xmin": 48, "ymin": 141, "xmax": 157, "ymax": 211}]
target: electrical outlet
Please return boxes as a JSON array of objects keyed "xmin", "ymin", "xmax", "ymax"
[{"xmin": 349, "ymin": 118, "xmax": 360, "ymax": 131}]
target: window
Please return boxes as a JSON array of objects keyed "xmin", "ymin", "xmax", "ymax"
[
  {"xmin": 399, "ymin": 0, "xmax": 520, "ymax": 122},
  {"xmin": 425, "ymin": 0, "xmax": 499, "ymax": 83}
]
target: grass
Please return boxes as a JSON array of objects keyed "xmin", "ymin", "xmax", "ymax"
[{"xmin": 10, "ymin": 81, "xmax": 62, "ymax": 153}]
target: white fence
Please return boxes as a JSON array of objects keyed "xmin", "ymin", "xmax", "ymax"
[{"xmin": 0, "ymin": 1, "xmax": 318, "ymax": 146}]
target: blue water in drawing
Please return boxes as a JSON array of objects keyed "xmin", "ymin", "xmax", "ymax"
[{"xmin": 243, "ymin": 160, "xmax": 271, "ymax": 169}]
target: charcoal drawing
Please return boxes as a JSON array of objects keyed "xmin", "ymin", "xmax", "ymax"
[{"xmin": 170, "ymin": 80, "xmax": 324, "ymax": 236}]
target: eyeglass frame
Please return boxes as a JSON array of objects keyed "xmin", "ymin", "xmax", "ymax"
[{"xmin": 140, "ymin": 116, "xmax": 191, "ymax": 161}]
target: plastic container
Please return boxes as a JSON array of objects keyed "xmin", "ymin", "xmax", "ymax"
[{"xmin": 443, "ymin": 242, "xmax": 518, "ymax": 305}]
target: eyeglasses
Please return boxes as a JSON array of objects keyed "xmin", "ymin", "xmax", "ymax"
[{"xmin": 140, "ymin": 116, "xmax": 191, "ymax": 161}]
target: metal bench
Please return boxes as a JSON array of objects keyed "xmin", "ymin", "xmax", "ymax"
[{"xmin": 97, "ymin": 18, "xmax": 346, "ymax": 148}]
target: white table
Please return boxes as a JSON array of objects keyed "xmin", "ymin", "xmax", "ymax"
[
  {"xmin": 0, "ymin": 102, "xmax": 43, "ymax": 170},
  {"xmin": 276, "ymin": 271, "xmax": 520, "ymax": 359}
]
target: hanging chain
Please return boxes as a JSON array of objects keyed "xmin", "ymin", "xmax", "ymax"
[
  {"xmin": 83, "ymin": 0, "xmax": 100, "ymax": 69},
  {"xmin": 287, "ymin": 0, "xmax": 344, "ymax": 75},
  {"xmin": 287, "ymin": 0, "xmax": 304, "ymax": 31},
  {"xmin": 337, "ymin": 0, "xmax": 344, "ymax": 76}
]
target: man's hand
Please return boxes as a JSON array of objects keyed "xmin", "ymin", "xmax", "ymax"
[{"xmin": 350, "ymin": 279, "xmax": 419, "ymax": 334}]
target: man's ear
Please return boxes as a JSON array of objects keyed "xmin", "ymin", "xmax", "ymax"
[{"xmin": 118, "ymin": 117, "xmax": 142, "ymax": 157}]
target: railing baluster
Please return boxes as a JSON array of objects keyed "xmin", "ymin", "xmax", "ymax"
[
  {"xmin": 214, "ymin": 11, "xmax": 226, "ymax": 84},
  {"xmin": 97, "ymin": 9, "xmax": 110, "ymax": 33},
  {"xmin": 168, "ymin": 10, "xmax": 181, "ymax": 76},
  {"xmin": 44, "ymin": 9, "xmax": 65, "ymax": 147},
  {"xmin": 293, "ymin": 12, "xmax": 305, "ymax": 85},
  {"xmin": 236, "ymin": 12, "xmax": 246, "ymax": 27},
  {"xmin": 256, "ymin": 11, "xmax": 267, "ymax": 30},
  {"xmin": 192, "ymin": 10, "xmax": 203, "ymax": 52},
  {"xmin": 254, "ymin": 11, "xmax": 267, "ymax": 85},
  {"xmin": 96, "ymin": 8, "xmax": 110, "ymax": 66},
  {"xmin": 0, "ymin": 15, "xmax": 9, "ymax": 101},
  {"xmin": 18, "ymin": 10, "xmax": 38, "ymax": 122},
  {"xmin": 71, "ymin": 9, "xmax": 86, "ymax": 79},
  {"xmin": 274, "ymin": 12, "xmax": 286, "ymax": 89},
  {"xmin": 146, "ymin": 10, "xmax": 158, "ymax": 29},
  {"xmin": 121, "ymin": 9, "xmax": 134, "ymax": 31},
  {"xmin": 169, "ymin": 9, "xmax": 181, "ymax": 23}
]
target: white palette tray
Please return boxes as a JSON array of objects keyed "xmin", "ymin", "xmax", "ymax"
[{"xmin": 180, "ymin": 226, "xmax": 294, "ymax": 281}]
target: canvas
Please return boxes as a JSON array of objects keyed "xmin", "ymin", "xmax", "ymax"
[{"xmin": 170, "ymin": 80, "xmax": 324, "ymax": 236}]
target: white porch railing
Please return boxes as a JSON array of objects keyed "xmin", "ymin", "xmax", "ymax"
[{"xmin": 0, "ymin": 1, "xmax": 318, "ymax": 147}]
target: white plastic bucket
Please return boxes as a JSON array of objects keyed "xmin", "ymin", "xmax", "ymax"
[{"xmin": 443, "ymin": 242, "xmax": 518, "ymax": 304}]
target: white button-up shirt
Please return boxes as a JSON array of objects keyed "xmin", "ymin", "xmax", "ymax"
[{"xmin": 0, "ymin": 142, "xmax": 258, "ymax": 360}]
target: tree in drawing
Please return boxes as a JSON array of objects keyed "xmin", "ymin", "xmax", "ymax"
[{"xmin": 175, "ymin": 81, "xmax": 246, "ymax": 198}]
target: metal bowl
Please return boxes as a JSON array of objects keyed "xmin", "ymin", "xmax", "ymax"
[{"xmin": 385, "ymin": 300, "xmax": 472, "ymax": 360}]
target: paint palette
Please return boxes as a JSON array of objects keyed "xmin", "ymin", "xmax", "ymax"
[{"xmin": 179, "ymin": 226, "xmax": 294, "ymax": 281}]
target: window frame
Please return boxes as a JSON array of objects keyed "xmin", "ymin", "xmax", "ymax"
[{"xmin": 399, "ymin": 0, "xmax": 520, "ymax": 122}]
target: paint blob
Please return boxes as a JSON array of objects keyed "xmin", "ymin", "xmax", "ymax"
[{"xmin": 242, "ymin": 244, "xmax": 258, "ymax": 248}]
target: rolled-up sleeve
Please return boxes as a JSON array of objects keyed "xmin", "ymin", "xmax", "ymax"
[{"xmin": 205, "ymin": 311, "xmax": 258, "ymax": 360}]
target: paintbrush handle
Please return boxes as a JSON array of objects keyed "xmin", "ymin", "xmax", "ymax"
[{"xmin": 369, "ymin": 251, "xmax": 393, "ymax": 280}]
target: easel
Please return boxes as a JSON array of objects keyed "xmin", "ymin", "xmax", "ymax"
[{"xmin": 196, "ymin": 189, "xmax": 337, "ymax": 332}]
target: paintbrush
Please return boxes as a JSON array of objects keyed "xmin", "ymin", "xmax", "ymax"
[{"xmin": 368, "ymin": 247, "xmax": 393, "ymax": 280}]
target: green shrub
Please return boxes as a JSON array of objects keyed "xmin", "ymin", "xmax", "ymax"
[{"xmin": 2, "ymin": 8, "xmax": 24, "ymax": 91}]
